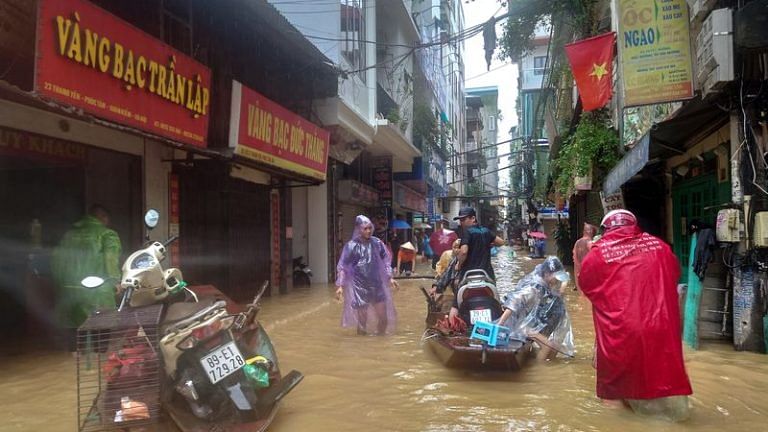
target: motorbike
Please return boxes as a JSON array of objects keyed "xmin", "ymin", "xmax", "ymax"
[
  {"xmin": 422, "ymin": 269, "xmax": 533, "ymax": 370},
  {"xmin": 455, "ymin": 269, "xmax": 503, "ymax": 326},
  {"xmin": 78, "ymin": 209, "xmax": 302, "ymax": 431},
  {"xmin": 292, "ymin": 256, "xmax": 312, "ymax": 287}
]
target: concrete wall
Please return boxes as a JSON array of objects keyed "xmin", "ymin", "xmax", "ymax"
[
  {"xmin": 337, "ymin": 3, "xmax": 377, "ymax": 127},
  {"xmin": 291, "ymin": 187, "xmax": 309, "ymax": 266},
  {"xmin": 274, "ymin": 1, "xmax": 376, "ymax": 129},
  {"xmin": 144, "ymin": 142, "xmax": 172, "ymax": 241},
  {"xmin": 376, "ymin": 5, "xmax": 415, "ymax": 142},
  {"xmin": 307, "ymin": 182, "xmax": 330, "ymax": 283}
]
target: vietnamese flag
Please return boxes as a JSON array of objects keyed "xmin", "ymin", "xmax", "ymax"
[{"xmin": 564, "ymin": 32, "xmax": 616, "ymax": 111}]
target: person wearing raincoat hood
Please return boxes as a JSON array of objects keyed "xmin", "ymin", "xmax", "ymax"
[
  {"xmin": 579, "ymin": 209, "xmax": 692, "ymax": 421},
  {"xmin": 497, "ymin": 256, "xmax": 575, "ymax": 360},
  {"xmin": 51, "ymin": 205, "xmax": 122, "ymax": 350},
  {"xmin": 335, "ymin": 215, "xmax": 398, "ymax": 335}
]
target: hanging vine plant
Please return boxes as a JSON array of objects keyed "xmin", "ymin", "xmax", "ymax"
[
  {"xmin": 554, "ymin": 111, "xmax": 621, "ymax": 196},
  {"xmin": 413, "ymin": 104, "xmax": 438, "ymax": 147}
]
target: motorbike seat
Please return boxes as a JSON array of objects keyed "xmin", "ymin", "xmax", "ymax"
[
  {"xmin": 163, "ymin": 298, "xmax": 219, "ymax": 327},
  {"xmin": 456, "ymin": 284, "xmax": 499, "ymax": 308}
]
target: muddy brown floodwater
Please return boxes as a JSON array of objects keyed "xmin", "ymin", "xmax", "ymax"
[{"xmin": 2, "ymin": 247, "xmax": 767, "ymax": 431}]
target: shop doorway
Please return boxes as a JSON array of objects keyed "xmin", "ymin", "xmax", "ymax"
[
  {"xmin": 176, "ymin": 162, "xmax": 271, "ymax": 301},
  {"xmin": 623, "ymin": 175, "xmax": 666, "ymax": 238},
  {"xmin": 0, "ymin": 132, "xmax": 142, "ymax": 346},
  {"xmin": 672, "ymin": 174, "xmax": 730, "ymax": 282}
]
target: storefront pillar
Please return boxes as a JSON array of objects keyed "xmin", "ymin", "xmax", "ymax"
[{"xmin": 308, "ymin": 180, "xmax": 330, "ymax": 284}]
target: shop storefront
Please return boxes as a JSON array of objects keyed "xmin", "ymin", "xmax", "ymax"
[
  {"xmin": 394, "ymin": 182, "xmax": 428, "ymax": 223},
  {"xmin": 0, "ymin": 127, "xmax": 144, "ymax": 340},
  {"xmin": 222, "ymin": 81, "xmax": 330, "ymax": 295},
  {"xmin": 0, "ymin": 0, "xmax": 212, "ymax": 344},
  {"xmin": 666, "ymin": 123, "xmax": 732, "ymax": 344},
  {"xmin": 337, "ymin": 179, "xmax": 380, "ymax": 241},
  {"xmin": 604, "ymin": 98, "xmax": 733, "ymax": 345}
]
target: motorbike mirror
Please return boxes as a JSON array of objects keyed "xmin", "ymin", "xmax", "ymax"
[
  {"xmin": 81, "ymin": 276, "xmax": 105, "ymax": 288},
  {"xmin": 144, "ymin": 209, "xmax": 160, "ymax": 229}
]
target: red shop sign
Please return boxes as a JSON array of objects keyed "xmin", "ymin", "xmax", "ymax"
[
  {"xmin": 35, "ymin": 0, "xmax": 211, "ymax": 147},
  {"xmin": 229, "ymin": 81, "xmax": 330, "ymax": 181},
  {"xmin": 395, "ymin": 183, "xmax": 427, "ymax": 213},
  {"xmin": 371, "ymin": 157, "xmax": 393, "ymax": 207}
]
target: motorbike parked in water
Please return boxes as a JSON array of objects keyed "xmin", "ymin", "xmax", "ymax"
[
  {"xmin": 292, "ymin": 256, "xmax": 312, "ymax": 287},
  {"xmin": 78, "ymin": 209, "xmax": 302, "ymax": 431}
]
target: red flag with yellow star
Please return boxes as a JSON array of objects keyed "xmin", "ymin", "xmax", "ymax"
[{"xmin": 564, "ymin": 32, "xmax": 616, "ymax": 111}]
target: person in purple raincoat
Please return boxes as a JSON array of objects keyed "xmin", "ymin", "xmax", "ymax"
[{"xmin": 335, "ymin": 215, "xmax": 399, "ymax": 335}]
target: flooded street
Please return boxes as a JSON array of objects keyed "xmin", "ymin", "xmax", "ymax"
[{"xmin": 2, "ymin": 248, "xmax": 768, "ymax": 431}]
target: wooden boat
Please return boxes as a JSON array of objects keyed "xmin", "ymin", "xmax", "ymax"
[
  {"xmin": 423, "ymin": 329, "xmax": 534, "ymax": 370},
  {"xmin": 421, "ymin": 291, "xmax": 534, "ymax": 371}
]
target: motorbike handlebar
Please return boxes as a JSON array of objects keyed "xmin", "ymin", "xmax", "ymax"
[
  {"xmin": 163, "ymin": 235, "xmax": 179, "ymax": 247},
  {"xmin": 253, "ymin": 281, "xmax": 269, "ymax": 305}
]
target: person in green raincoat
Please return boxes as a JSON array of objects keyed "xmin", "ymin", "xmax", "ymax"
[{"xmin": 51, "ymin": 205, "xmax": 122, "ymax": 344}]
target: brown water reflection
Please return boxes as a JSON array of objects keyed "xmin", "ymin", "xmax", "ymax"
[{"xmin": 2, "ymin": 247, "xmax": 767, "ymax": 431}]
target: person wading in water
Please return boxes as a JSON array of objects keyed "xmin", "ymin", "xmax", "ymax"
[{"xmin": 335, "ymin": 215, "xmax": 398, "ymax": 335}]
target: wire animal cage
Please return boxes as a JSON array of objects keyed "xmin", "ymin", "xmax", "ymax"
[{"xmin": 76, "ymin": 304, "xmax": 163, "ymax": 431}]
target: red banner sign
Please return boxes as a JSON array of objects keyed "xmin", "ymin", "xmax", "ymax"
[
  {"xmin": 338, "ymin": 179, "xmax": 379, "ymax": 207},
  {"xmin": 35, "ymin": 0, "xmax": 211, "ymax": 147},
  {"xmin": 371, "ymin": 157, "xmax": 393, "ymax": 207},
  {"xmin": 395, "ymin": 183, "xmax": 427, "ymax": 213},
  {"xmin": 229, "ymin": 81, "xmax": 330, "ymax": 181},
  {"xmin": 0, "ymin": 127, "xmax": 86, "ymax": 162}
]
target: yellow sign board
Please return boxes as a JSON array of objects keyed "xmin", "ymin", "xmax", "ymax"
[{"xmin": 618, "ymin": 0, "xmax": 694, "ymax": 106}]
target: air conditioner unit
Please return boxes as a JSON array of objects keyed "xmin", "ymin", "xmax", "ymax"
[
  {"xmin": 695, "ymin": 9, "xmax": 734, "ymax": 97},
  {"xmin": 753, "ymin": 212, "xmax": 768, "ymax": 247},
  {"xmin": 689, "ymin": 0, "xmax": 717, "ymax": 25}
]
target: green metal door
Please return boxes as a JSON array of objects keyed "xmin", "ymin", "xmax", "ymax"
[{"xmin": 671, "ymin": 175, "xmax": 730, "ymax": 282}]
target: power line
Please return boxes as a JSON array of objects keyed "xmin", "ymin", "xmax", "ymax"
[
  {"xmin": 452, "ymin": 136, "xmax": 527, "ymax": 156},
  {"xmin": 446, "ymin": 162, "xmax": 521, "ymax": 185},
  {"xmin": 465, "ymin": 62, "xmax": 513, "ymax": 82},
  {"xmin": 450, "ymin": 149, "xmax": 531, "ymax": 170}
]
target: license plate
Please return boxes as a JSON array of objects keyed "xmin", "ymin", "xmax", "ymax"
[
  {"xmin": 469, "ymin": 308, "xmax": 492, "ymax": 324},
  {"xmin": 200, "ymin": 341, "xmax": 245, "ymax": 384}
]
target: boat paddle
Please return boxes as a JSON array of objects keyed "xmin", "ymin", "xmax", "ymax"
[{"xmin": 419, "ymin": 286, "xmax": 441, "ymax": 313}]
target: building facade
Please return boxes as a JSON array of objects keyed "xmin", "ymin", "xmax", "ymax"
[
  {"xmin": 0, "ymin": 0, "xmax": 343, "ymax": 343},
  {"xmin": 521, "ymin": 0, "xmax": 768, "ymax": 352},
  {"xmin": 275, "ymin": 0, "xmax": 467, "ymax": 279}
]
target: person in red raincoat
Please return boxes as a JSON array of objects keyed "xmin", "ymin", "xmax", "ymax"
[{"xmin": 578, "ymin": 209, "xmax": 692, "ymax": 421}]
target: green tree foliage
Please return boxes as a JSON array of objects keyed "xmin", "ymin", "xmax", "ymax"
[
  {"xmin": 497, "ymin": 0, "xmax": 596, "ymax": 62},
  {"xmin": 413, "ymin": 104, "xmax": 439, "ymax": 147},
  {"xmin": 554, "ymin": 111, "xmax": 620, "ymax": 196}
]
